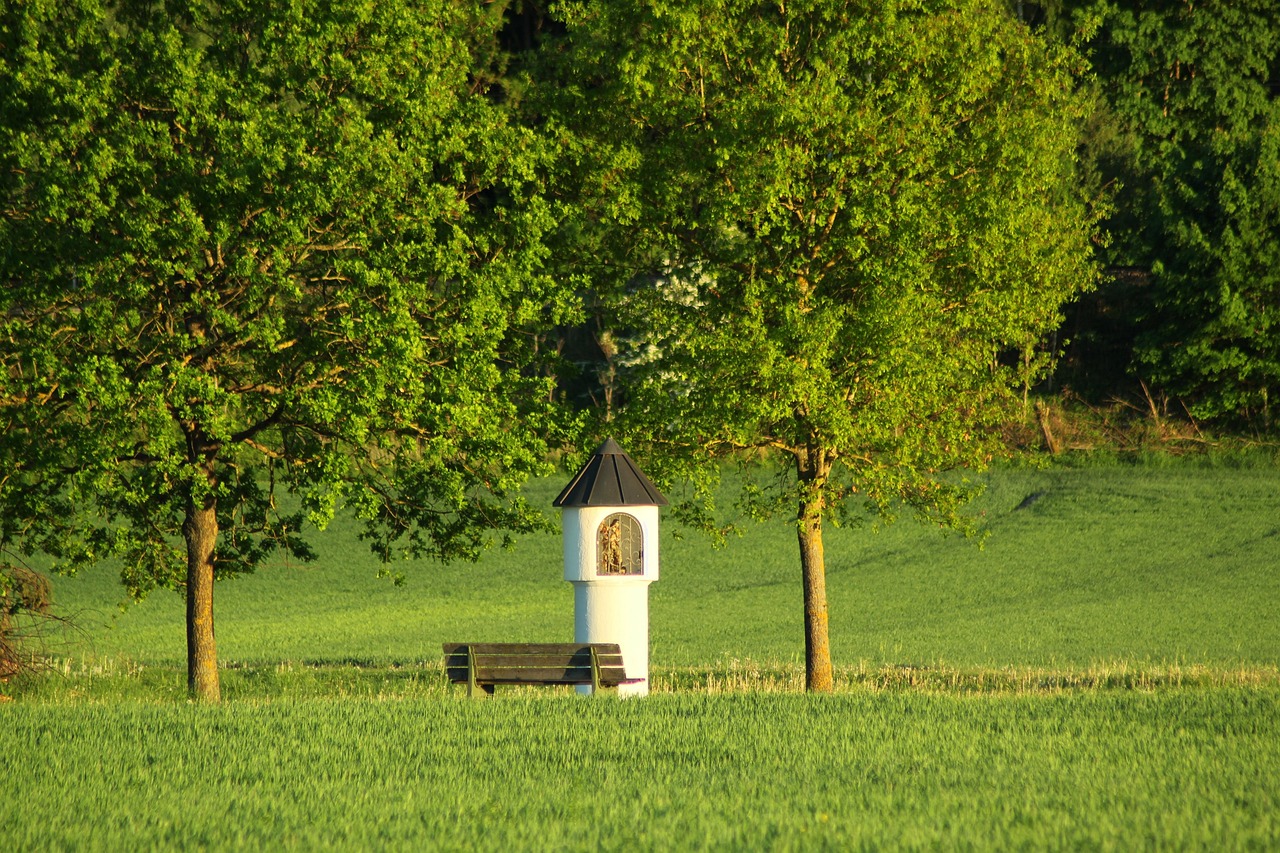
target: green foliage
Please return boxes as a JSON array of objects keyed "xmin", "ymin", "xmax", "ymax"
[
  {"xmin": 0, "ymin": 0, "xmax": 573, "ymax": 672},
  {"xmin": 1063, "ymin": 0, "xmax": 1280, "ymax": 428},
  {"xmin": 540, "ymin": 0, "xmax": 1100, "ymax": 524},
  {"xmin": 3, "ymin": 690, "xmax": 1279, "ymax": 849}
]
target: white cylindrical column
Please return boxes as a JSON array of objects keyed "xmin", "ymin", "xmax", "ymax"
[
  {"xmin": 554, "ymin": 439, "xmax": 667, "ymax": 698},
  {"xmin": 563, "ymin": 503, "xmax": 659, "ymax": 697},
  {"xmin": 574, "ymin": 579, "xmax": 651, "ymax": 697}
]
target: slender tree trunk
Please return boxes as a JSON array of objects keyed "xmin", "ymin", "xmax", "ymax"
[
  {"xmin": 183, "ymin": 475, "xmax": 220, "ymax": 703},
  {"xmin": 796, "ymin": 447, "xmax": 834, "ymax": 693}
]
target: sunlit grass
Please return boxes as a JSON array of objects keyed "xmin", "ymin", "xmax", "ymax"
[
  {"xmin": 4, "ymin": 456, "xmax": 1278, "ymax": 849},
  {"xmin": 3, "ymin": 688, "xmax": 1278, "ymax": 850},
  {"xmin": 29, "ymin": 456, "xmax": 1280, "ymax": 677},
  {"xmin": 19, "ymin": 654, "xmax": 1280, "ymax": 706}
]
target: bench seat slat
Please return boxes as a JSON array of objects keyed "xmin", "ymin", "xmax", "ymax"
[
  {"xmin": 445, "ymin": 667, "xmax": 631, "ymax": 683},
  {"xmin": 466, "ymin": 653, "xmax": 598, "ymax": 667},
  {"xmin": 473, "ymin": 668, "xmax": 611, "ymax": 683},
  {"xmin": 464, "ymin": 667, "xmax": 629, "ymax": 682}
]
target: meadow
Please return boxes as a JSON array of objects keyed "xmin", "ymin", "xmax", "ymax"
[
  {"xmin": 5, "ymin": 690, "xmax": 1278, "ymax": 850},
  {"xmin": 2, "ymin": 454, "xmax": 1279, "ymax": 849}
]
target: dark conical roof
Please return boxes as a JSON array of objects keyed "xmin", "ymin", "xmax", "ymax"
[{"xmin": 553, "ymin": 438, "xmax": 668, "ymax": 507}]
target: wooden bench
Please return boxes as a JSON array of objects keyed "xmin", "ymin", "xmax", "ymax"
[{"xmin": 442, "ymin": 642, "xmax": 641, "ymax": 697}]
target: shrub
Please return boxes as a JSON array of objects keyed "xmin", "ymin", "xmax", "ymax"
[{"xmin": 0, "ymin": 564, "xmax": 54, "ymax": 684}]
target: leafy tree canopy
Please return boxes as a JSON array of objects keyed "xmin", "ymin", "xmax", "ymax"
[{"xmin": 0, "ymin": 0, "xmax": 574, "ymax": 700}]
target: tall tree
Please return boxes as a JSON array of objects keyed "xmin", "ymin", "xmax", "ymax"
[
  {"xmin": 0, "ymin": 0, "xmax": 571, "ymax": 701},
  {"xmin": 540, "ymin": 0, "xmax": 1099, "ymax": 689}
]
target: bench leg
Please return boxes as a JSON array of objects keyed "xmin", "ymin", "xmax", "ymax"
[
  {"xmin": 465, "ymin": 647, "xmax": 493, "ymax": 698},
  {"xmin": 588, "ymin": 648, "xmax": 619, "ymax": 697}
]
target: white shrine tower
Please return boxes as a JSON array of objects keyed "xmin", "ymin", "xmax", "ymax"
[{"xmin": 554, "ymin": 438, "xmax": 667, "ymax": 697}]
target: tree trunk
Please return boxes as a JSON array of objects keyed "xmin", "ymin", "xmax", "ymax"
[
  {"xmin": 183, "ymin": 484, "xmax": 220, "ymax": 703},
  {"xmin": 796, "ymin": 447, "xmax": 834, "ymax": 693}
]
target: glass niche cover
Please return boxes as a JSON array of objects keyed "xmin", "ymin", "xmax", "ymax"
[{"xmin": 596, "ymin": 513, "xmax": 644, "ymax": 576}]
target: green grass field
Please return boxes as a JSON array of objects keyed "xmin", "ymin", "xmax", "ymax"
[
  {"xmin": 30, "ymin": 454, "xmax": 1280, "ymax": 675},
  {"xmin": 3, "ymin": 455, "xmax": 1279, "ymax": 849},
  {"xmin": 4, "ymin": 691, "xmax": 1278, "ymax": 850}
]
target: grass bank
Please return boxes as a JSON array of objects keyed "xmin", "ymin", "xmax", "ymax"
[{"xmin": 23, "ymin": 456, "xmax": 1280, "ymax": 673}]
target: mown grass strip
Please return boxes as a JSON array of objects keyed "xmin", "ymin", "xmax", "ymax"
[
  {"xmin": 12, "ymin": 657, "xmax": 1280, "ymax": 705},
  {"xmin": 656, "ymin": 659, "xmax": 1280, "ymax": 694}
]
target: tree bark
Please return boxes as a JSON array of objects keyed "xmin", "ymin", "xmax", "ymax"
[
  {"xmin": 796, "ymin": 446, "xmax": 834, "ymax": 693},
  {"xmin": 183, "ymin": 474, "xmax": 221, "ymax": 703}
]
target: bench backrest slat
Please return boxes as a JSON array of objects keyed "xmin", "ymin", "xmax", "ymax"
[{"xmin": 465, "ymin": 666, "xmax": 605, "ymax": 683}]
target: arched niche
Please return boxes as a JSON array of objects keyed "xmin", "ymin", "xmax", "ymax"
[{"xmin": 596, "ymin": 512, "xmax": 644, "ymax": 576}]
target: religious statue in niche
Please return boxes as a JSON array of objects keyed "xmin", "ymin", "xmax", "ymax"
[{"xmin": 597, "ymin": 513, "xmax": 642, "ymax": 575}]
